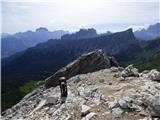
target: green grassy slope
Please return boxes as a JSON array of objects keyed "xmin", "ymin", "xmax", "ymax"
[{"xmin": 120, "ymin": 37, "xmax": 160, "ymax": 72}]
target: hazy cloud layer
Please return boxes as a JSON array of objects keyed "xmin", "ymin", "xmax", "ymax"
[{"xmin": 1, "ymin": 0, "xmax": 159, "ymax": 33}]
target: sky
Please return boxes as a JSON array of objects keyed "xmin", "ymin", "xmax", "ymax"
[{"xmin": 1, "ymin": 0, "xmax": 160, "ymax": 34}]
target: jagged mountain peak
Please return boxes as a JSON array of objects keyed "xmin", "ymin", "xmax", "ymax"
[
  {"xmin": 147, "ymin": 22, "xmax": 160, "ymax": 34},
  {"xmin": 1, "ymin": 28, "xmax": 68, "ymax": 58},
  {"xmin": 78, "ymin": 28, "xmax": 97, "ymax": 33},
  {"xmin": 134, "ymin": 23, "xmax": 160, "ymax": 40},
  {"xmin": 125, "ymin": 28, "xmax": 133, "ymax": 32},
  {"xmin": 116, "ymin": 28, "xmax": 134, "ymax": 37},
  {"xmin": 61, "ymin": 28, "xmax": 97, "ymax": 40},
  {"xmin": 36, "ymin": 27, "xmax": 49, "ymax": 32}
]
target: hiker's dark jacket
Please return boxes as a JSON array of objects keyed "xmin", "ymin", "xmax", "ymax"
[{"xmin": 59, "ymin": 79, "xmax": 68, "ymax": 97}]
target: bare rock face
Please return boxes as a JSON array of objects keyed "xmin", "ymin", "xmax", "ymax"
[
  {"xmin": 148, "ymin": 95, "xmax": 160, "ymax": 117},
  {"xmin": 2, "ymin": 67, "xmax": 160, "ymax": 120},
  {"xmin": 45, "ymin": 49, "xmax": 118, "ymax": 88},
  {"xmin": 121, "ymin": 64, "xmax": 139, "ymax": 78},
  {"xmin": 46, "ymin": 96, "xmax": 58, "ymax": 105},
  {"xmin": 81, "ymin": 104, "xmax": 91, "ymax": 116},
  {"xmin": 146, "ymin": 69, "xmax": 160, "ymax": 81},
  {"xmin": 82, "ymin": 112, "xmax": 96, "ymax": 120}
]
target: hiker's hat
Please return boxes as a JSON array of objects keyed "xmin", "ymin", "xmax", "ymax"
[{"xmin": 59, "ymin": 77, "xmax": 66, "ymax": 81}]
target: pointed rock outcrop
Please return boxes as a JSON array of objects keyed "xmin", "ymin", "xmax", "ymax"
[{"xmin": 45, "ymin": 49, "xmax": 118, "ymax": 88}]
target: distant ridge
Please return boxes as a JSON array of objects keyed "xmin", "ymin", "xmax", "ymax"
[
  {"xmin": 61, "ymin": 28, "xmax": 97, "ymax": 40},
  {"xmin": 2, "ymin": 28, "xmax": 137, "ymax": 75},
  {"xmin": 134, "ymin": 23, "xmax": 160, "ymax": 40},
  {"xmin": 1, "ymin": 28, "xmax": 68, "ymax": 58}
]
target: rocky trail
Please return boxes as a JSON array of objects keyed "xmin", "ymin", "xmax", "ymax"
[{"xmin": 2, "ymin": 50, "xmax": 160, "ymax": 120}]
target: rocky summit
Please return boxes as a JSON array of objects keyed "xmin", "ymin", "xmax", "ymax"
[
  {"xmin": 2, "ymin": 51, "xmax": 160, "ymax": 120},
  {"xmin": 45, "ymin": 49, "xmax": 118, "ymax": 88}
]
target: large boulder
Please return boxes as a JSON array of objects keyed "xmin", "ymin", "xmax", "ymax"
[
  {"xmin": 82, "ymin": 112, "xmax": 96, "ymax": 120},
  {"xmin": 45, "ymin": 49, "xmax": 118, "ymax": 88},
  {"xmin": 109, "ymin": 96, "xmax": 135, "ymax": 117},
  {"xmin": 81, "ymin": 104, "xmax": 91, "ymax": 116},
  {"xmin": 112, "ymin": 107, "xmax": 124, "ymax": 117},
  {"xmin": 121, "ymin": 65, "xmax": 139, "ymax": 78},
  {"xmin": 146, "ymin": 69, "xmax": 160, "ymax": 81},
  {"xmin": 46, "ymin": 96, "xmax": 58, "ymax": 105},
  {"xmin": 147, "ymin": 95, "xmax": 160, "ymax": 117}
]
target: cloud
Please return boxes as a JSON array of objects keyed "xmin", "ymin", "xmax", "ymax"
[
  {"xmin": 1, "ymin": 0, "xmax": 159, "ymax": 33},
  {"xmin": 2, "ymin": 0, "xmax": 159, "ymax": 3}
]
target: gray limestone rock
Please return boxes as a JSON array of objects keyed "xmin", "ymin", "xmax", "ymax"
[
  {"xmin": 147, "ymin": 69, "xmax": 160, "ymax": 81},
  {"xmin": 118, "ymin": 99, "xmax": 129, "ymax": 109},
  {"xmin": 110, "ymin": 67, "xmax": 119, "ymax": 72},
  {"xmin": 46, "ymin": 96, "xmax": 58, "ymax": 105},
  {"xmin": 121, "ymin": 65, "xmax": 139, "ymax": 78},
  {"xmin": 112, "ymin": 107, "xmax": 124, "ymax": 117},
  {"xmin": 45, "ymin": 49, "xmax": 118, "ymax": 88},
  {"xmin": 82, "ymin": 112, "xmax": 96, "ymax": 120},
  {"xmin": 81, "ymin": 105, "xmax": 91, "ymax": 116},
  {"xmin": 148, "ymin": 95, "xmax": 160, "ymax": 117}
]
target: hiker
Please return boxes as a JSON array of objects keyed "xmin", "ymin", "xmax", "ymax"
[{"xmin": 59, "ymin": 77, "xmax": 68, "ymax": 104}]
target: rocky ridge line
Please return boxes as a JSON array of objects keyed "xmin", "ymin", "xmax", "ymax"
[
  {"xmin": 2, "ymin": 65, "xmax": 160, "ymax": 120},
  {"xmin": 45, "ymin": 49, "xmax": 118, "ymax": 88}
]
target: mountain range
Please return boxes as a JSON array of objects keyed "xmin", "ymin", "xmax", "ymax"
[
  {"xmin": 2, "ymin": 28, "xmax": 138, "ymax": 75},
  {"xmin": 134, "ymin": 23, "xmax": 160, "ymax": 40},
  {"xmin": 1, "ymin": 28, "xmax": 68, "ymax": 58},
  {"xmin": 2, "ymin": 28, "xmax": 140, "ymax": 111},
  {"xmin": 1, "ymin": 23, "xmax": 160, "ymax": 112},
  {"xmin": 2, "ymin": 23, "xmax": 160, "ymax": 59}
]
